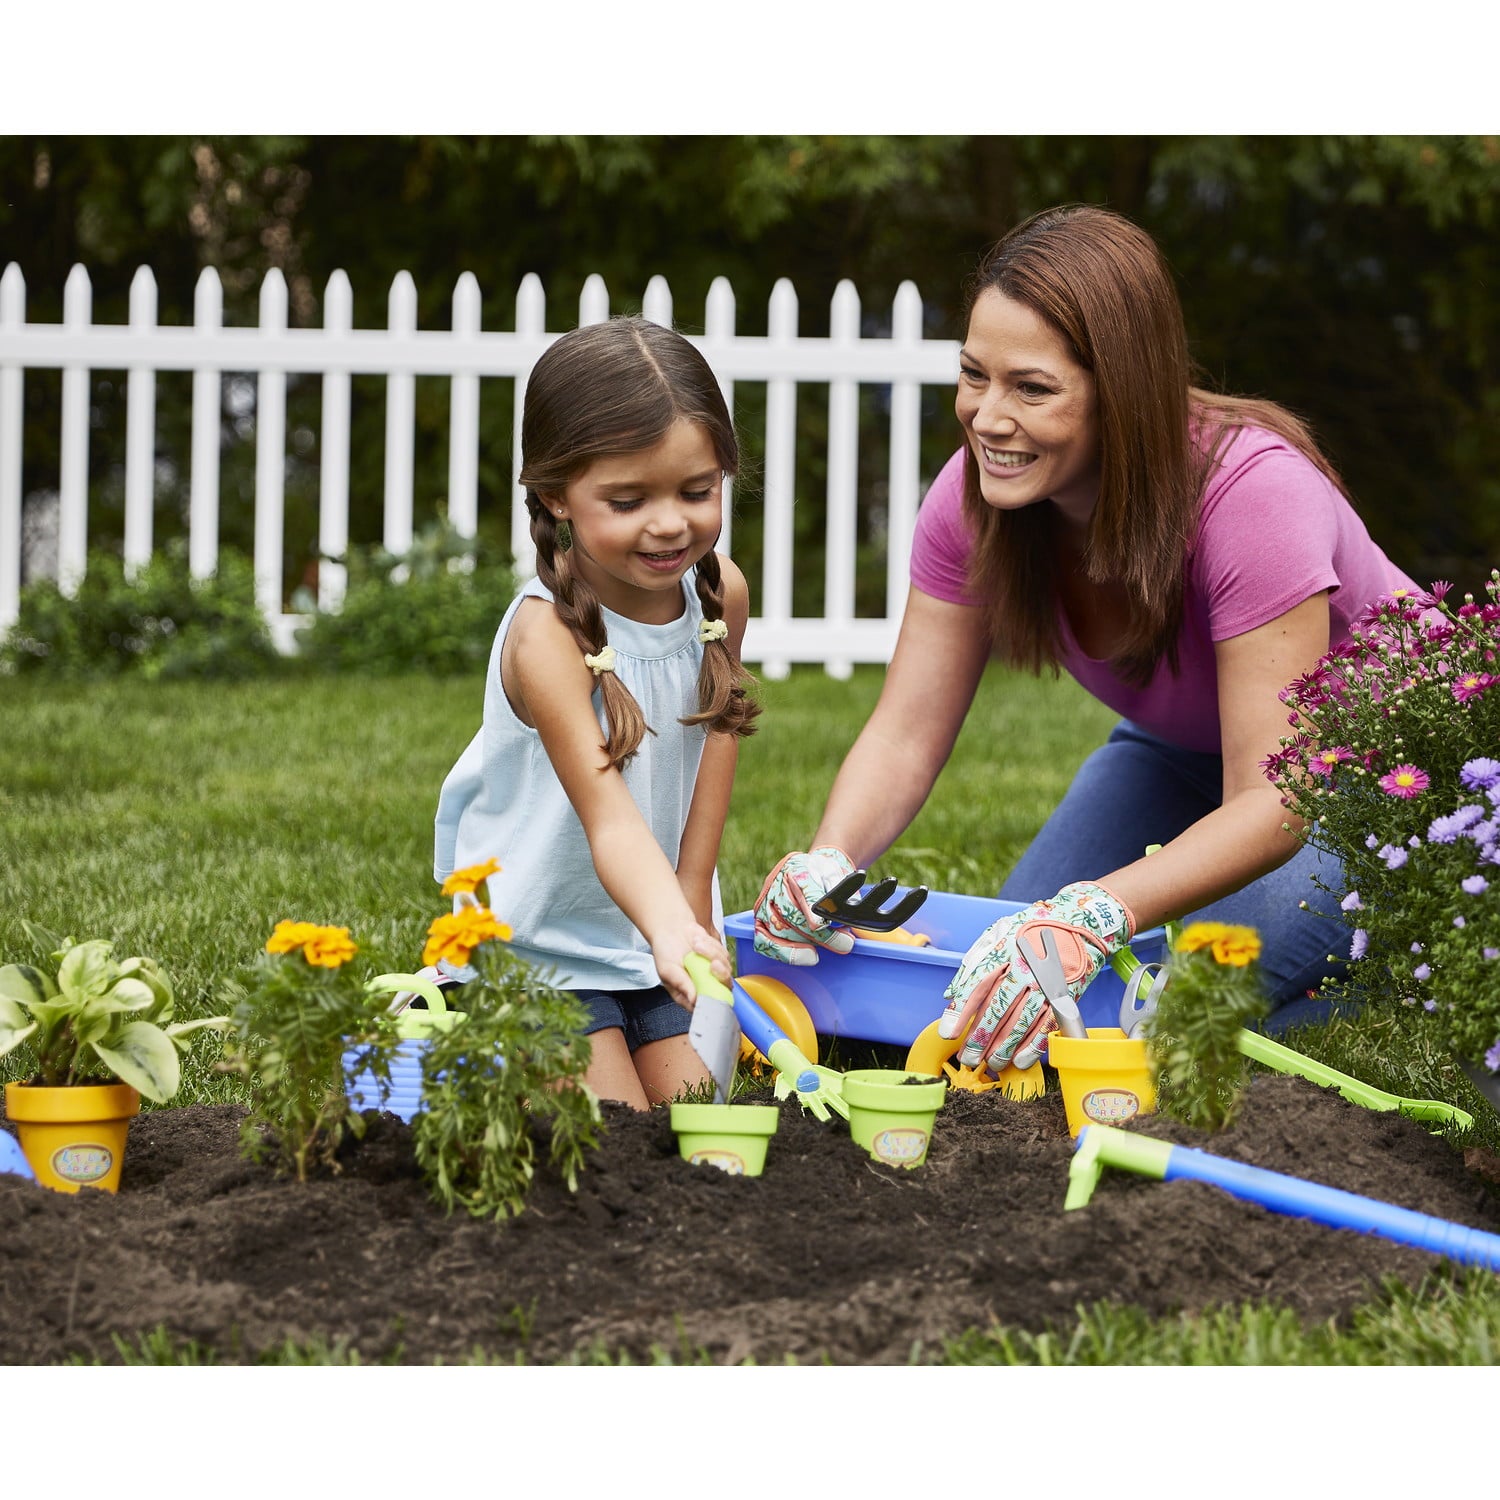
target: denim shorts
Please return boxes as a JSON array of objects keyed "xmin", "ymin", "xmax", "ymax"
[{"xmin": 573, "ymin": 985, "xmax": 692, "ymax": 1052}]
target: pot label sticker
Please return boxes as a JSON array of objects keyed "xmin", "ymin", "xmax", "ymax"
[
  {"xmin": 51, "ymin": 1143, "xmax": 114, "ymax": 1184},
  {"xmin": 688, "ymin": 1149, "xmax": 746, "ymax": 1174},
  {"xmin": 1083, "ymin": 1088, "xmax": 1140, "ymax": 1124},
  {"xmin": 873, "ymin": 1128, "xmax": 929, "ymax": 1165}
]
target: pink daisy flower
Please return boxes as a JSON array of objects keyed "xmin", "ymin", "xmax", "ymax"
[
  {"xmin": 1307, "ymin": 746, "xmax": 1354, "ymax": 779},
  {"xmin": 1379, "ymin": 764, "xmax": 1430, "ymax": 798},
  {"xmin": 1452, "ymin": 672, "xmax": 1498, "ymax": 705}
]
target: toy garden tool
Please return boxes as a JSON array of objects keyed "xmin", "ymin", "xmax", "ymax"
[
  {"xmin": 1236, "ymin": 1029, "xmax": 1473, "ymax": 1130},
  {"xmin": 732, "ymin": 978, "xmax": 850, "ymax": 1122},
  {"xmin": 1066, "ymin": 1123, "xmax": 1500, "ymax": 1270},
  {"xmin": 685, "ymin": 954, "xmax": 742, "ymax": 1105},
  {"xmin": 814, "ymin": 871, "xmax": 929, "ymax": 933},
  {"xmin": 1116, "ymin": 960, "xmax": 1166, "ymax": 1040},
  {"xmin": 1016, "ymin": 928, "xmax": 1087, "ymax": 1039}
]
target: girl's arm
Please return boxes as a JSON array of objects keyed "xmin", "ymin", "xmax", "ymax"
[
  {"xmin": 505, "ymin": 597, "xmax": 729, "ymax": 1008},
  {"xmin": 676, "ymin": 554, "xmax": 751, "ymax": 929},
  {"xmin": 1095, "ymin": 589, "xmax": 1333, "ymax": 931},
  {"xmin": 812, "ymin": 585, "xmax": 993, "ymax": 864}
]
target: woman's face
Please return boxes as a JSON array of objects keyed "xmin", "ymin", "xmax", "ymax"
[{"xmin": 954, "ymin": 288, "xmax": 1101, "ymax": 531}]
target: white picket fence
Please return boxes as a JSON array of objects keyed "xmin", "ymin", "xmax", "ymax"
[{"xmin": 0, "ymin": 263, "xmax": 962, "ymax": 677}]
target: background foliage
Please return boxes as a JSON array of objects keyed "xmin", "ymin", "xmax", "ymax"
[{"xmin": 4, "ymin": 134, "xmax": 1498, "ymax": 603}]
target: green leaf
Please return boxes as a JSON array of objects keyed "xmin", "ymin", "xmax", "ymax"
[
  {"xmin": 117, "ymin": 956, "xmax": 174, "ymax": 1016},
  {"xmin": 0, "ymin": 963, "xmax": 55, "ymax": 1009},
  {"xmin": 163, "ymin": 1016, "xmax": 233, "ymax": 1049},
  {"xmin": 92, "ymin": 1022, "xmax": 181, "ymax": 1103},
  {"xmin": 57, "ymin": 940, "xmax": 118, "ymax": 1003},
  {"xmin": 0, "ymin": 995, "xmax": 38, "ymax": 1059}
]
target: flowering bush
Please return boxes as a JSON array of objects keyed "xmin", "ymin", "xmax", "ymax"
[{"xmin": 1263, "ymin": 571, "xmax": 1500, "ymax": 1073}]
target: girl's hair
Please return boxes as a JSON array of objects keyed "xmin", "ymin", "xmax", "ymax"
[
  {"xmin": 519, "ymin": 316, "xmax": 760, "ymax": 770},
  {"xmin": 960, "ymin": 203, "xmax": 1353, "ymax": 687}
]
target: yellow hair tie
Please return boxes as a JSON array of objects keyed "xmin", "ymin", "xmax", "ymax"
[
  {"xmin": 698, "ymin": 618, "xmax": 728, "ymax": 643},
  {"xmin": 583, "ymin": 646, "xmax": 617, "ymax": 676}
]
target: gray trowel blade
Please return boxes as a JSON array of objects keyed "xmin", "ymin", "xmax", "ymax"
[{"xmin": 688, "ymin": 997, "xmax": 741, "ymax": 1103}]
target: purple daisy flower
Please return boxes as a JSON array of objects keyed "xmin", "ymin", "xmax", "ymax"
[
  {"xmin": 1414, "ymin": 963, "xmax": 1431, "ymax": 981},
  {"xmin": 1350, "ymin": 928, "xmax": 1370, "ymax": 960},
  {"xmin": 1341, "ymin": 891, "xmax": 1364, "ymax": 911},
  {"xmin": 1462, "ymin": 875, "xmax": 1490, "ymax": 895},
  {"xmin": 1379, "ymin": 844, "xmax": 1408, "ymax": 870},
  {"xmin": 1461, "ymin": 757, "xmax": 1500, "ymax": 791}
]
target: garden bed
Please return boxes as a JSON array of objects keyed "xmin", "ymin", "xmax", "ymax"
[{"xmin": 3, "ymin": 1074, "xmax": 1499, "ymax": 1365}]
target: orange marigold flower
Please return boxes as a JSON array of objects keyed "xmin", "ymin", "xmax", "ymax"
[
  {"xmin": 266, "ymin": 920, "xmax": 320, "ymax": 955},
  {"xmin": 302, "ymin": 926, "xmax": 359, "ymax": 969},
  {"xmin": 422, "ymin": 905, "xmax": 513, "ymax": 968},
  {"xmin": 441, "ymin": 857, "xmax": 502, "ymax": 897},
  {"xmin": 1176, "ymin": 920, "xmax": 1261, "ymax": 967}
]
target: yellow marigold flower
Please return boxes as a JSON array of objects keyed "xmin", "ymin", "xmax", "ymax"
[
  {"xmin": 302, "ymin": 926, "xmax": 358, "ymax": 969},
  {"xmin": 441, "ymin": 857, "xmax": 502, "ymax": 897},
  {"xmin": 422, "ymin": 905, "xmax": 513, "ymax": 968},
  {"xmin": 1176, "ymin": 920, "xmax": 1261, "ymax": 967},
  {"xmin": 266, "ymin": 920, "xmax": 320, "ymax": 955}
]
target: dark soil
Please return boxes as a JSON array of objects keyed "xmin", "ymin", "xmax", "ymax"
[{"xmin": 4, "ymin": 1075, "xmax": 1500, "ymax": 1365}]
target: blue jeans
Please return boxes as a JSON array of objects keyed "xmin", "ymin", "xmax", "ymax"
[{"xmin": 998, "ymin": 721, "xmax": 1354, "ymax": 1033}]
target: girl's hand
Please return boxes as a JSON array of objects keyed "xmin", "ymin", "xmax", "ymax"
[{"xmin": 653, "ymin": 926, "xmax": 732, "ymax": 1010}]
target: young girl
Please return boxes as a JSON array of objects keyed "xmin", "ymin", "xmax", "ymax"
[{"xmin": 432, "ymin": 316, "xmax": 759, "ymax": 1110}]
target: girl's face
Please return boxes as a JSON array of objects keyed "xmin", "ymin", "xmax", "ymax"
[
  {"xmin": 954, "ymin": 288, "xmax": 1102, "ymax": 532},
  {"xmin": 552, "ymin": 418, "xmax": 724, "ymax": 622}
]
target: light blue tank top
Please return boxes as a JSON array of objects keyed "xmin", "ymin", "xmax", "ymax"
[{"xmin": 433, "ymin": 570, "xmax": 720, "ymax": 991}]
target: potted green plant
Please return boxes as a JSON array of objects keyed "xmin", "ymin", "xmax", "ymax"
[
  {"xmin": 1264, "ymin": 571, "xmax": 1500, "ymax": 1104},
  {"xmin": 0, "ymin": 922, "xmax": 230, "ymax": 1192}
]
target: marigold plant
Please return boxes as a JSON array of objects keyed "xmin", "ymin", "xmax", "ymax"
[
  {"xmin": 1263, "ymin": 571, "xmax": 1500, "ymax": 1075},
  {"xmin": 422, "ymin": 905, "xmax": 513, "ymax": 969},
  {"xmin": 1147, "ymin": 921, "xmax": 1270, "ymax": 1132}
]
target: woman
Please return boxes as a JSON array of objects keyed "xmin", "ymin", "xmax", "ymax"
[{"xmin": 754, "ymin": 204, "xmax": 1415, "ymax": 1075}]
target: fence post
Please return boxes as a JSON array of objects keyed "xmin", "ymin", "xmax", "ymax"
[
  {"xmin": 189, "ymin": 267, "xmax": 223, "ymax": 580},
  {"xmin": 58, "ymin": 264, "xmax": 92, "ymax": 596},
  {"xmin": 704, "ymin": 276, "xmax": 735, "ymax": 556},
  {"xmin": 0, "ymin": 264, "xmax": 23, "ymax": 628},
  {"xmin": 448, "ymin": 271, "xmax": 481, "ymax": 540},
  {"xmin": 318, "ymin": 269, "xmax": 353, "ymax": 611},
  {"xmin": 887, "ymin": 280, "xmax": 924, "ymax": 630},
  {"xmin": 384, "ymin": 270, "xmax": 417, "ymax": 559},
  {"xmin": 253, "ymin": 269, "xmax": 288, "ymax": 624},
  {"xmin": 825, "ymin": 279, "xmax": 860, "ymax": 680},
  {"xmin": 579, "ymin": 274, "xmax": 609, "ymax": 327},
  {"xmin": 643, "ymin": 275, "xmax": 673, "ymax": 327},
  {"xmin": 124, "ymin": 266, "xmax": 158, "ymax": 579},
  {"xmin": 760, "ymin": 278, "xmax": 799, "ymax": 680},
  {"xmin": 511, "ymin": 273, "xmax": 545, "ymax": 580}
]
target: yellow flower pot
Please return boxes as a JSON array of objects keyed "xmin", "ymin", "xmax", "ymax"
[
  {"xmin": 1048, "ymin": 1028, "xmax": 1157, "ymax": 1139},
  {"xmin": 4, "ymin": 1080, "xmax": 141, "ymax": 1193}
]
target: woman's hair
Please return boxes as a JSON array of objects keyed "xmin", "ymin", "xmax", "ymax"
[
  {"xmin": 960, "ymin": 203, "xmax": 1353, "ymax": 687},
  {"xmin": 519, "ymin": 316, "xmax": 759, "ymax": 770}
]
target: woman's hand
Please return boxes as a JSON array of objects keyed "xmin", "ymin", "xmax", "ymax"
[
  {"xmin": 653, "ymin": 925, "xmax": 732, "ymax": 1011},
  {"xmin": 938, "ymin": 882, "xmax": 1135, "ymax": 1071},
  {"xmin": 752, "ymin": 847, "xmax": 859, "ymax": 965}
]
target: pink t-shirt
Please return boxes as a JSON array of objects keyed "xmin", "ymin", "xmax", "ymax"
[{"xmin": 909, "ymin": 427, "xmax": 1415, "ymax": 754}]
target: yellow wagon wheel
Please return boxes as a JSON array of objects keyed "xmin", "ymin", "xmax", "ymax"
[
  {"xmin": 906, "ymin": 1018, "xmax": 1046, "ymax": 1100},
  {"xmin": 734, "ymin": 974, "xmax": 819, "ymax": 1067}
]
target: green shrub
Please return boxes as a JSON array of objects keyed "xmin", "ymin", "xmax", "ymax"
[
  {"xmin": 0, "ymin": 543, "xmax": 280, "ymax": 681},
  {"xmin": 414, "ymin": 942, "xmax": 603, "ymax": 1221},
  {"xmin": 295, "ymin": 517, "xmax": 516, "ymax": 675}
]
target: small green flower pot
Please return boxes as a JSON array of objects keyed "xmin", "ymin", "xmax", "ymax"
[
  {"xmin": 669, "ymin": 1103, "xmax": 779, "ymax": 1176},
  {"xmin": 842, "ymin": 1069, "xmax": 947, "ymax": 1168}
]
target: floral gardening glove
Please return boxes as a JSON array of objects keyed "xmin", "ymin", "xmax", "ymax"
[
  {"xmin": 937, "ymin": 881, "xmax": 1135, "ymax": 1072},
  {"xmin": 753, "ymin": 846, "xmax": 859, "ymax": 966}
]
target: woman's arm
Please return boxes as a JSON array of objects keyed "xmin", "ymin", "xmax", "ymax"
[
  {"xmin": 1097, "ymin": 590, "xmax": 1333, "ymax": 932},
  {"xmin": 676, "ymin": 554, "xmax": 751, "ymax": 929},
  {"xmin": 508, "ymin": 598, "xmax": 729, "ymax": 1006},
  {"xmin": 812, "ymin": 585, "xmax": 993, "ymax": 865}
]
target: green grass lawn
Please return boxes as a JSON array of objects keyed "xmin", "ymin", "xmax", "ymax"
[{"xmin": 5, "ymin": 664, "xmax": 1500, "ymax": 1364}]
